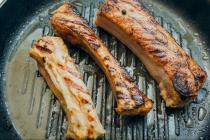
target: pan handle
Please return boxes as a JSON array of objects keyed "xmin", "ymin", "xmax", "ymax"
[{"xmin": 0, "ymin": 0, "xmax": 6, "ymax": 8}]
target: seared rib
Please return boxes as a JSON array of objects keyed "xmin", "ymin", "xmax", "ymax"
[
  {"xmin": 51, "ymin": 3, "xmax": 153, "ymax": 115},
  {"xmin": 29, "ymin": 36, "xmax": 105, "ymax": 139},
  {"xmin": 95, "ymin": 0, "xmax": 207, "ymax": 107}
]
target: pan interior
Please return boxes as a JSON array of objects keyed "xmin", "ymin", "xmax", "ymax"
[{"xmin": 4, "ymin": 0, "xmax": 210, "ymax": 139}]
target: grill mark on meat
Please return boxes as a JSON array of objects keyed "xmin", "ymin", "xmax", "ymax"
[
  {"xmin": 59, "ymin": 18, "xmax": 89, "ymax": 28},
  {"xmin": 55, "ymin": 18, "xmax": 101, "ymax": 51},
  {"xmin": 121, "ymin": 70, "xmax": 133, "ymax": 83},
  {"xmin": 80, "ymin": 98, "xmax": 90, "ymax": 104},
  {"xmin": 130, "ymin": 87, "xmax": 144, "ymax": 104},
  {"xmin": 101, "ymin": 4, "xmax": 112, "ymax": 13},
  {"xmin": 38, "ymin": 38, "xmax": 54, "ymax": 45},
  {"xmin": 149, "ymin": 49, "xmax": 163, "ymax": 54},
  {"xmin": 115, "ymin": 80, "xmax": 128, "ymax": 89},
  {"xmin": 42, "ymin": 57, "xmax": 47, "ymax": 63},
  {"xmin": 149, "ymin": 49, "xmax": 166, "ymax": 59},
  {"xmin": 67, "ymin": 70, "xmax": 81, "ymax": 79},
  {"xmin": 107, "ymin": 66, "xmax": 116, "ymax": 73},
  {"xmin": 63, "ymin": 77, "xmax": 87, "ymax": 94},
  {"xmin": 175, "ymin": 63, "xmax": 186, "ymax": 68},
  {"xmin": 56, "ymin": 18, "xmax": 91, "ymax": 36},
  {"xmin": 57, "ymin": 63, "xmax": 81, "ymax": 79},
  {"xmin": 48, "ymin": 63, "xmax": 53, "ymax": 69},
  {"xmin": 87, "ymin": 115, "xmax": 95, "ymax": 122},
  {"xmin": 132, "ymin": 95, "xmax": 144, "ymax": 105},
  {"xmin": 116, "ymin": 91, "xmax": 130, "ymax": 99},
  {"xmin": 88, "ymin": 129, "xmax": 94, "ymax": 136},
  {"xmin": 35, "ymin": 44, "xmax": 53, "ymax": 53},
  {"xmin": 87, "ymin": 38, "xmax": 101, "ymax": 51},
  {"xmin": 154, "ymin": 33, "xmax": 168, "ymax": 46},
  {"xmin": 133, "ymin": 19, "xmax": 168, "ymax": 47},
  {"xmin": 58, "ymin": 63, "xmax": 64, "ymax": 68},
  {"xmin": 111, "ymin": 0, "xmax": 118, "ymax": 3},
  {"xmin": 104, "ymin": 56, "xmax": 110, "ymax": 61}
]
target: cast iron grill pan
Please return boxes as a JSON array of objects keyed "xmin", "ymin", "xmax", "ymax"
[{"xmin": 1, "ymin": 0, "xmax": 210, "ymax": 139}]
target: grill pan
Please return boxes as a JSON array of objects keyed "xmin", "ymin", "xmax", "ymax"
[{"xmin": 0, "ymin": 0, "xmax": 210, "ymax": 139}]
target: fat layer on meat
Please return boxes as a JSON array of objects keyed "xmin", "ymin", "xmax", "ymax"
[{"xmin": 95, "ymin": 0, "xmax": 207, "ymax": 107}]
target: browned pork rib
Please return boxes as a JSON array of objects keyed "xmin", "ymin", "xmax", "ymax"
[
  {"xmin": 95, "ymin": 0, "xmax": 207, "ymax": 107},
  {"xmin": 51, "ymin": 3, "xmax": 153, "ymax": 116},
  {"xmin": 29, "ymin": 36, "xmax": 105, "ymax": 139}
]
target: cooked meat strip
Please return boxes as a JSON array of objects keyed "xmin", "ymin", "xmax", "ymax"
[
  {"xmin": 51, "ymin": 3, "xmax": 153, "ymax": 116},
  {"xmin": 95, "ymin": 0, "xmax": 207, "ymax": 107},
  {"xmin": 29, "ymin": 36, "xmax": 105, "ymax": 139}
]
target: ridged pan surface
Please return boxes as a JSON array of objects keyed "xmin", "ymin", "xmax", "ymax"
[{"xmin": 3, "ymin": 0, "xmax": 210, "ymax": 139}]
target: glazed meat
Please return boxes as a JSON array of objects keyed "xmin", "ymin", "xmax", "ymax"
[
  {"xmin": 29, "ymin": 36, "xmax": 105, "ymax": 139},
  {"xmin": 95, "ymin": 0, "xmax": 207, "ymax": 107},
  {"xmin": 51, "ymin": 3, "xmax": 153, "ymax": 116}
]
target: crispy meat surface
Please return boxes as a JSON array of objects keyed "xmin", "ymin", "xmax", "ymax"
[
  {"xmin": 95, "ymin": 0, "xmax": 207, "ymax": 107},
  {"xmin": 51, "ymin": 3, "xmax": 153, "ymax": 116},
  {"xmin": 29, "ymin": 36, "xmax": 105, "ymax": 139}
]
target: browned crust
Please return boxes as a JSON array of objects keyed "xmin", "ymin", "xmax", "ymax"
[
  {"xmin": 95, "ymin": 0, "xmax": 207, "ymax": 107},
  {"xmin": 51, "ymin": 2, "xmax": 153, "ymax": 115}
]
